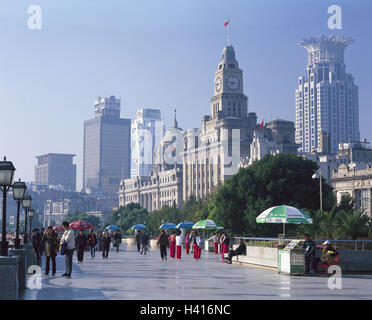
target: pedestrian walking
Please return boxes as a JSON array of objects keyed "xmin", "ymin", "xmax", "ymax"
[
  {"xmin": 42, "ymin": 226, "xmax": 58, "ymax": 276},
  {"xmin": 87, "ymin": 229, "xmax": 97, "ymax": 259},
  {"xmin": 176, "ymin": 230, "xmax": 183, "ymax": 259},
  {"xmin": 140, "ymin": 232, "xmax": 150, "ymax": 255},
  {"xmin": 135, "ymin": 230, "xmax": 141, "ymax": 252},
  {"xmin": 168, "ymin": 231, "xmax": 176, "ymax": 258},
  {"xmin": 209, "ymin": 232, "xmax": 219, "ymax": 254},
  {"xmin": 193, "ymin": 232, "xmax": 199, "ymax": 260},
  {"xmin": 102, "ymin": 232, "xmax": 111, "ymax": 259},
  {"xmin": 185, "ymin": 232, "xmax": 190, "ymax": 254},
  {"xmin": 157, "ymin": 229, "xmax": 169, "ymax": 261},
  {"xmin": 197, "ymin": 233, "xmax": 204, "ymax": 258},
  {"xmin": 61, "ymin": 221, "xmax": 76, "ymax": 277},
  {"xmin": 113, "ymin": 231, "xmax": 121, "ymax": 252},
  {"xmin": 31, "ymin": 229, "xmax": 42, "ymax": 264},
  {"xmin": 219, "ymin": 233, "xmax": 225, "ymax": 258},
  {"xmin": 76, "ymin": 229, "xmax": 87, "ymax": 263},
  {"xmin": 40, "ymin": 228, "xmax": 45, "ymax": 258},
  {"xmin": 222, "ymin": 233, "xmax": 230, "ymax": 260},
  {"xmin": 190, "ymin": 231, "xmax": 195, "ymax": 253}
]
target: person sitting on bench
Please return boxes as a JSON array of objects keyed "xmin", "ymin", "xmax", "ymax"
[
  {"xmin": 310, "ymin": 240, "xmax": 338, "ymax": 275},
  {"xmin": 225, "ymin": 238, "xmax": 247, "ymax": 263}
]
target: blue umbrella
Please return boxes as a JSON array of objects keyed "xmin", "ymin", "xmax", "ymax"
[
  {"xmin": 106, "ymin": 225, "xmax": 120, "ymax": 231},
  {"xmin": 176, "ymin": 221, "xmax": 194, "ymax": 229},
  {"xmin": 131, "ymin": 224, "xmax": 147, "ymax": 230},
  {"xmin": 159, "ymin": 222, "xmax": 177, "ymax": 229}
]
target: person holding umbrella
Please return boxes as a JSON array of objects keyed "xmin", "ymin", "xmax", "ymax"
[
  {"xmin": 140, "ymin": 231, "xmax": 150, "ymax": 255},
  {"xmin": 113, "ymin": 231, "xmax": 121, "ymax": 252},
  {"xmin": 135, "ymin": 230, "xmax": 142, "ymax": 253}
]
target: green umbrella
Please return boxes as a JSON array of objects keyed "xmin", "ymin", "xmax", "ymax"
[
  {"xmin": 192, "ymin": 219, "xmax": 223, "ymax": 230},
  {"xmin": 256, "ymin": 205, "xmax": 312, "ymax": 235}
]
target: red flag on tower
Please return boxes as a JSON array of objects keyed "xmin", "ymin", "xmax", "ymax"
[
  {"xmin": 258, "ymin": 120, "xmax": 264, "ymax": 130},
  {"xmin": 224, "ymin": 19, "xmax": 230, "ymax": 27}
]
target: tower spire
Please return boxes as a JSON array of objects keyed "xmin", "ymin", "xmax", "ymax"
[{"xmin": 173, "ymin": 108, "xmax": 178, "ymax": 129}]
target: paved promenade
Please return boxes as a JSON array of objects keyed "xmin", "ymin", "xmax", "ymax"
[{"xmin": 21, "ymin": 243, "xmax": 372, "ymax": 300}]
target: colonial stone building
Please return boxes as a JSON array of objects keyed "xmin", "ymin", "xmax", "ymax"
[
  {"xmin": 331, "ymin": 162, "xmax": 372, "ymax": 217},
  {"xmin": 119, "ymin": 113, "xmax": 183, "ymax": 212}
]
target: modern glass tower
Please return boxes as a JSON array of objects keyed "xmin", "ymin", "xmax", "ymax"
[
  {"xmin": 130, "ymin": 108, "xmax": 165, "ymax": 177},
  {"xmin": 295, "ymin": 35, "xmax": 360, "ymax": 154},
  {"xmin": 83, "ymin": 95, "xmax": 131, "ymax": 196}
]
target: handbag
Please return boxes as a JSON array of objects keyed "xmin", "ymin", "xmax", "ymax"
[{"xmin": 60, "ymin": 241, "xmax": 67, "ymax": 256}]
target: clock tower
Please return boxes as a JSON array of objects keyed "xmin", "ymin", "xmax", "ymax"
[{"xmin": 211, "ymin": 45, "xmax": 248, "ymax": 119}]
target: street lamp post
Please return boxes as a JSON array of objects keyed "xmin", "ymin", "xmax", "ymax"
[
  {"xmin": 12, "ymin": 179, "xmax": 27, "ymax": 249},
  {"xmin": 28, "ymin": 209, "xmax": 34, "ymax": 237},
  {"xmin": 22, "ymin": 193, "xmax": 32, "ymax": 244},
  {"xmin": 312, "ymin": 167, "xmax": 323, "ymax": 212},
  {"xmin": 0, "ymin": 157, "xmax": 16, "ymax": 256},
  {"xmin": 117, "ymin": 212, "xmax": 122, "ymax": 234}
]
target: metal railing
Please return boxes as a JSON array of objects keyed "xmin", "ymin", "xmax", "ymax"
[{"xmin": 234, "ymin": 237, "xmax": 372, "ymax": 251}]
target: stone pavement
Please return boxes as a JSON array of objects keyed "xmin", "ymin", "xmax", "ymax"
[{"xmin": 21, "ymin": 243, "xmax": 372, "ymax": 300}]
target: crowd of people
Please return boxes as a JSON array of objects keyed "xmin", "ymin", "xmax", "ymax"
[
  {"xmin": 29, "ymin": 223, "xmax": 123, "ymax": 278},
  {"xmin": 29, "ymin": 224, "xmax": 339, "ymax": 279}
]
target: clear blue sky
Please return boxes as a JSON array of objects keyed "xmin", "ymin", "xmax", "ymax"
[{"xmin": 1, "ymin": 0, "xmax": 371, "ymax": 190}]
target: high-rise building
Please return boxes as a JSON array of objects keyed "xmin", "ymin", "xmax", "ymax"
[
  {"xmin": 296, "ymin": 35, "xmax": 360, "ymax": 154},
  {"xmin": 34, "ymin": 153, "xmax": 76, "ymax": 191},
  {"xmin": 130, "ymin": 108, "xmax": 165, "ymax": 178},
  {"xmin": 83, "ymin": 95, "xmax": 131, "ymax": 196}
]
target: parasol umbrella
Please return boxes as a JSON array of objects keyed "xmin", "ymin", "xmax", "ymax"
[
  {"xmin": 256, "ymin": 205, "xmax": 312, "ymax": 235},
  {"xmin": 192, "ymin": 219, "xmax": 224, "ymax": 230},
  {"xmin": 69, "ymin": 220, "xmax": 94, "ymax": 230},
  {"xmin": 176, "ymin": 221, "xmax": 194, "ymax": 229},
  {"xmin": 106, "ymin": 225, "xmax": 120, "ymax": 231},
  {"xmin": 53, "ymin": 225, "xmax": 64, "ymax": 232},
  {"xmin": 159, "ymin": 222, "xmax": 177, "ymax": 230},
  {"xmin": 131, "ymin": 224, "xmax": 147, "ymax": 230}
]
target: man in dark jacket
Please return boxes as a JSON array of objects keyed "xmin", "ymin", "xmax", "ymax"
[
  {"xmin": 42, "ymin": 226, "xmax": 58, "ymax": 275},
  {"xmin": 76, "ymin": 229, "xmax": 87, "ymax": 263},
  {"xmin": 157, "ymin": 229, "xmax": 169, "ymax": 260},
  {"xmin": 225, "ymin": 238, "xmax": 246, "ymax": 263},
  {"xmin": 102, "ymin": 232, "xmax": 111, "ymax": 259},
  {"xmin": 135, "ymin": 231, "xmax": 141, "ymax": 252},
  {"xmin": 140, "ymin": 232, "xmax": 150, "ymax": 255},
  {"xmin": 303, "ymin": 234, "xmax": 316, "ymax": 274},
  {"xmin": 31, "ymin": 229, "xmax": 42, "ymax": 264},
  {"xmin": 113, "ymin": 231, "xmax": 121, "ymax": 252}
]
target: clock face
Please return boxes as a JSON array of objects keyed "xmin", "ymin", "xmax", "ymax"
[
  {"xmin": 226, "ymin": 75, "xmax": 240, "ymax": 91},
  {"xmin": 215, "ymin": 76, "xmax": 222, "ymax": 92}
]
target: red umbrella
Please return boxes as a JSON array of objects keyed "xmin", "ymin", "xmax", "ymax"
[
  {"xmin": 69, "ymin": 220, "xmax": 94, "ymax": 230},
  {"xmin": 53, "ymin": 225, "xmax": 64, "ymax": 231}
]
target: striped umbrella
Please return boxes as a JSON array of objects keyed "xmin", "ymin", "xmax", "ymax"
[
  {"xmin": 256, "ymin": 205, "xmax": 312, "ymax": 235},
  {"xmin": 53, "ymin": 225, "xmax": 64, "ymax": 232},
  {"xmin": 69, "ymin": 220, "xmax": 95, "ymax": 230},
  {"xmin": 192, "ymin": 219, "xmax": 223, "ymax": 230}
]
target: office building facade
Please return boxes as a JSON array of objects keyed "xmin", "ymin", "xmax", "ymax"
[
  {"xmin": 83, "ymin": 95, "xmax": 131, "ymax": 196},
  {"xmin": 34, "ymin": 153, "xmax": 76, "ymax": 191}
]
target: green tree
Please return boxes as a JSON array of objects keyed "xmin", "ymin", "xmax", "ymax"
[
  {"xmin": 337, "ymin": 210, "xmax": 370, "ymax": 240},
  {"xmin": 213, "ymin": 154, "xmax": 335, "ymax": 237},
  {"xmin": 108, "ymin": 203, "xmax": 149, "ymax": 235}
]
